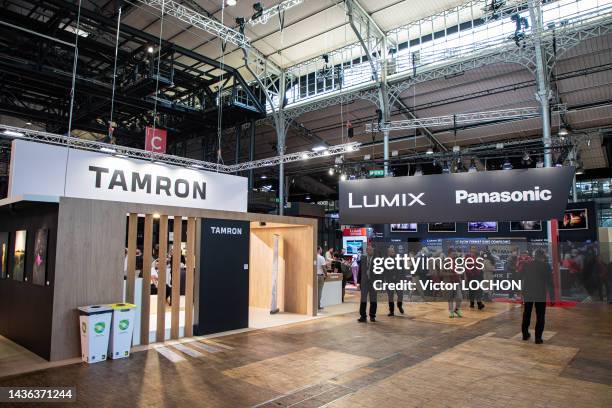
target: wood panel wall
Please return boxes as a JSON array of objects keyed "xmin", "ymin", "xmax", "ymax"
[
  {"xmin": 250, "ymin": 225, "xmax": 314, "ymax": 315},
  {"xmin": 51, "ymin": 199, "xmax": 125, "ymax": 361}
]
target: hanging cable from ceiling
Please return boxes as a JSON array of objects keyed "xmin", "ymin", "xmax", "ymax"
[
  {"xmin": 216, "ymin": 0, "xmax": 226, "ymax": 169},
  {"xmin": 151, "ymin": 0, "xmax": 166, "ymax": 139},
  {"xmin": 107, "ymin": 5, "xmax": 123, "ymax": 143}
]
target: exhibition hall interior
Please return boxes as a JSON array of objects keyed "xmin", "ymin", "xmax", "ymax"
[{"xmin": 0, "ymin": 0, "xmax": 611, "ymax": 406}]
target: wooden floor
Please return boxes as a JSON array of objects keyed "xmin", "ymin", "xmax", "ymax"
[{"xmin": 0, "ymin": 302, "xmax": 610, "ymax": 407}]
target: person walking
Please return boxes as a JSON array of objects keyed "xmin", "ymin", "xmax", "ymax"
[
  {"xmin": 358, "ymin": 244, "xmax": 378, "ymax": 322},
  {"xmin": 521, "ymin": 249, "xmax": 554, "ymax": 344},
  {"xmin": 385, "ymin": 245, "xmax": 404, "ymax": 316},
  {"xmin": 316, "ymin": 246, "xmax": 327, "ymax": 310}
]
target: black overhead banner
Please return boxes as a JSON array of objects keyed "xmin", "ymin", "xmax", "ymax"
[{"xmin": 339, "ymin": 167, "xmax": 575, "ymax": 224}]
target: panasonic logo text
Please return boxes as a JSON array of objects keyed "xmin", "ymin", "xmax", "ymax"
[
  {"xmin": 455, "ymin": 186, "xmax": 552, "ymax": 204},
  {"xmin": 348, "ymin": 192, "xmax": 425, "ymax": 208}
]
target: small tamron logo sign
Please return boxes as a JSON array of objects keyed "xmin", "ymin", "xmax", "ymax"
[{"xmin": 210, "ymin": 226, "xmax": 243, "ymax": 235}]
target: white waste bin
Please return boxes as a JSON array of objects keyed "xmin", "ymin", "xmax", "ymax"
[
  {"xmin": 108, "ymin": 303, "xmax": 136, "ymax": 359},
  {"xmin": 78, "ymin": 305, "xmax": 113, "ymax": 363}
]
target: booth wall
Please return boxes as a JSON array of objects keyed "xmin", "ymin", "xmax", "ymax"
[
  {"xmin": 0, "ymin": 203, "xmax": 58, "ymax": 360},
  {"xmin": 51, "ymin": 198, "xmax": 125, "ymax": 361}
]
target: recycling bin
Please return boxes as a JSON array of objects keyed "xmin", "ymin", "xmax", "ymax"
[
  {"xmin": 78, "ymin": 305, "xmax": 113, "ymax": 364},
  {"xmin": 108, "ymin": 303, "xmax": 136, "ymax": 359}
]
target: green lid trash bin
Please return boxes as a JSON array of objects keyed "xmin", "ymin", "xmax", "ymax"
[
  {"xmin": 78, "ymin": 305, "xmax": 113, "ymax": 363},
  {"xmin": 108, "ymin": 303, "xmax": 137, "ymax": 359}
]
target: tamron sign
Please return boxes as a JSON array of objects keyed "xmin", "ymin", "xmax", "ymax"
[
  {"xmin": 339, "ymin": 167, "xmax": 574, "ymax": 224},
  {"xmin": 8, "ymin": 139, "xmax": 247, "ymax": 212}
]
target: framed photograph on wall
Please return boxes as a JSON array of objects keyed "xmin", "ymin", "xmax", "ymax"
[
  {"xmin": 390, "ymin": 223, "xmax": 418, "ymax": 232},
  {"xmin": 0, "ymin": 232, "xmax": 8, "ymax": 279},
  {"xmin": 510, "ymin": 221, "xmax": 542, "ymax": 231},
  {"xmin": 428, "ymin": 222, "xmax": 456, "ymax": 232},
  {"xmin": 467, "ymin": 222, "xmax": 498, "ymax": 233},
  {"xmin": 32, "ymin": 229, "xmax": 48, "ymax": 286},
  {"xmin": 559, "ymin": 209, "xmax": 588, "ymax": 230},
  {"xmin": 12, "ymin": 230, "xmax": 27, "ymax": 281}
]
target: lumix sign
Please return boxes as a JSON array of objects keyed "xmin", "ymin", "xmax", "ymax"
[{"xmin": 339, "ymin": 167, "xmax": 574, "ymax": 224}]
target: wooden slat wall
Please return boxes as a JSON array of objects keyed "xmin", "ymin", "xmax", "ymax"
[
  {"xmin": 184, "ymin": 217, "xmax": 196, "ymax": 337},
  {"xmin": 126, "ymin": 213, "xmax": 138, "ymax": 304},
  {"xmin": 156, "ymin": 215, "xmax": 168, "ymax": 343},
  {"xmin": 140, "ymin": 214, "xmax": 153, "ymax": 345},
  {"xmin": 170, "ymin": 216, "xmax": 182, "ymax": 339}
]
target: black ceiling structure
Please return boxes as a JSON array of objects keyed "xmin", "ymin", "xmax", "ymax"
[{"xmin": 0, "ymin": 0, "xmax": 266, "ymax": 148}]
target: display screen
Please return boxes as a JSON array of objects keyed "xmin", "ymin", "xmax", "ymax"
[
  {"xmin": 32, "ymin": 229, "xmax": 48, "ymax": 286},
  {"xmin": 468, "ymin": 222, "xmax": 498, "ymax": 232},
  {"xmin": 390, "ymin": 223, "xmax": 418, "ymax": 232},
  {"xmin": 345, "ymin": 240, "xmax": 363, "ymax": 255},
  {"xmin": 560, "ymin": 209, "xmax": 588, "ymax": 230},
  {"xmin": 428, "ymin": 222, "xmax": 456, "ymax": 232},
  {"xmin": 13, "ymin": 230, "xmax": 27, "ymax": 281},
  {"xmin": 509, "ymin": 221, "xmax": 542, "ymax": 231},
  {"xmin": 0, "ymin": 232, "xmax": 8, "ymax": 279}
]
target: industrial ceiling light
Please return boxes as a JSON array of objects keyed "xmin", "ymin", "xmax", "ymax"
[
  {"xmin": 100, "ymin": 147, "xmax": 117, "ymax": 154},
  {"xmin": 468, "ymin": 158, "xmax": 478, "ymax": 173},
  {"xmin": 305, "ymin": 195, "xmax": 311, "ymax": 200},
  {"xmin": 575, "ymin": 168, "xmax": 584, "ymax": 175},
  {"xmin": 311, "ymin": 145, "xmax": 327, "ymax": 152},
  {"xmin": 260, "ymin": 174, "xmax": 267, "ymax": 179},
  {"xmin": 442, "ymin": 161, "xmax": 450, "ymax": 174},
  {"xmin": 340, "ymin": 173, "xmax": 347, "ymax": 181},
  {"xmin": 502, "ymin": 157, "xmax": 513, "ymax": 170},
  {"xmin": 226, "ymin": 0, "xmax": 237, "ymax": 6},
  {"xmin": 328, "ymin": 168, "xmax": 334, "ymax": 175},
  {"xmin": 2, "ymin": 129, "xmax": 24, "ymax": 137},
  {"xmin": 147, "ymin": 45, "xmax": 154, "ymax": 53},
  {"xmin": 522, "ymin": 151, "xmax": 531, "ymax": 162},
  {"xmin": 301, "ymin": 152, "xmax": 309, "ymax": 160},
  {"xmin": 426, "ymin": 147, "xmax": 434, "ymax": 155},
  {"xmin": 252, "ymin": 2, "xmax": 264, "ymax": 19},
  {"xmin": 558, "ymin": 126, "xmax": 569, "ymax": 136}
]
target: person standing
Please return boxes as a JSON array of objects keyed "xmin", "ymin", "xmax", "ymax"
[
  {"xmin": 316, "ymin": 246, "xmax": 327, "ymax": 310},
  {"xmin": 385, "ymin": 245, "xmax": 404, "ymax": 316},
  {"xmin": 358, "ymin": 244, "xmax": 378, "ymax": 322},
  {"xmin": 443, "ymin": 248, "xmax": 463, "ymax": 318},
  {"xmin": 466, "ymin": 246, "xmax": 484, "ymax": 310},
  {"xmin": 506, "ymin": 247, "xmax": 519, "ymax": 299},
  {"xmin": 521, "ymin": 249, "xmax": 554, "ymax": 344}
]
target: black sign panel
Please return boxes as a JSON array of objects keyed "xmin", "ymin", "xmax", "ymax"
[
  {"xmin": 339, "ymin": 167, "xmax": 574, "ymax": 224},
  {"xmin": 196, "ymin": 219, "xmax": 250, "ymax": 335}
]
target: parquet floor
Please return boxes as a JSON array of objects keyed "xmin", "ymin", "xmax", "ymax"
[{"xmin": 0, "ymin": 302, "xmax": 610, "ymax": 407}]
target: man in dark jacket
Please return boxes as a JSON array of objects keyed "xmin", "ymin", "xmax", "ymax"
[
  {"xmin": 358, "ymin": 244, "xmax": 377, "ymax": 323},
  {"xmin": 521, "ymin": 249, "xmax": 554, "ymax": 344}
]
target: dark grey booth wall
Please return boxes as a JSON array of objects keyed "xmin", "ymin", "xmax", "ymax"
[
  {"xmin": 0, "ymin": 202, "xmax": 58, "ymax": 360},
  {"xmin": 195, "ymin": 219, "xmax": 250, "ymax": 336}
]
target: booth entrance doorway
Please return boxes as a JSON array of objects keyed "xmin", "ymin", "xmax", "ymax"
[{"xmin": 248, "ymin": 222, "xmax": 315, "ymax": 328}]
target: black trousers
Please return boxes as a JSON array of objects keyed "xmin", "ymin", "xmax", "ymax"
[
  {"xmin": 359, "ymin": 301, "xmax": 377, "ymax": 319},
  {"xmin": 522, "ymin": 301, "xmax": 546, "ymax": 340}
]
